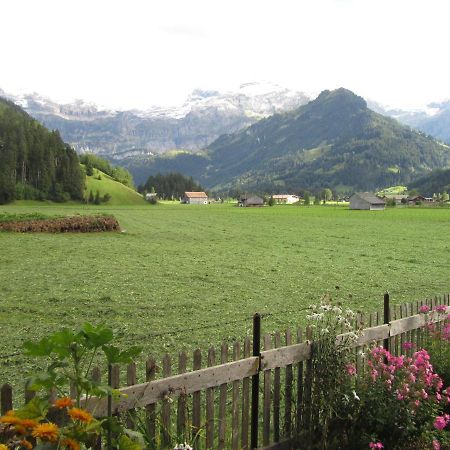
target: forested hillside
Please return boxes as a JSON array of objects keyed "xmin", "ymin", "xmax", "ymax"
[
  {"xmin": 0, "ymin": 98, "xmax": 84, "ymax": 204},
  {"xmin": 124, "ymin": 89, "xmax": 450, "ymax": 193}
]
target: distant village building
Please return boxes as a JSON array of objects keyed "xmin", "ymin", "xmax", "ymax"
[
  {"xmin": 381, "ymin": 194, "xmax": 408, "ymax": 204},
  {"xmin": 272, "ymin": 194, "xmax": 300, "ymax": 204},
  {"xmin": 238, "ymin": 195, "xmax": 264, "ymax": 207},
  {"xmin": 182, "ymin": 191, "xmax": 208, "ymax": 204},
  {"xmin": 145, "ymin": 192, "xmax": 158, "ymax": 201},
  {"xmin": 349, "ymin": 192, "xmax": 386, "ymax": 210}
]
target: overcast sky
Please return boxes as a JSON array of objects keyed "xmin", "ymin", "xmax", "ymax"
[{"xmin": 2, "ymin": 0, "xmax": 449, "ymax": 110}]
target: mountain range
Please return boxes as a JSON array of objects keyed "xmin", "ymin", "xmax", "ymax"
[
  {"xmin": 0, "ymin": 83, "xmax": 309, "ymax": 158},
  {"xmin": 124, "ymin": 89, "xmax": 450, "ymax": 192},
  {"xmin": 2, "ymin": 85, "xmax": 450, "ymax": 194}
]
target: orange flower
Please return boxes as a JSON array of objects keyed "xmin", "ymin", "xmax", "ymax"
[
  {"xmin": 53, "ymin": 397, "xmax": 73, "ymax": 409},
  {"xmin": 19, "ymin": 419, "xmax": 39, "ymax": 429},
  {"xmin": 54, "ymin": 397, "xmax": 74, "ymax": 409},
  {"xmin": 32, "ymin": 422, "xmax": 59, "ymax": 442},
  {"xmin": 67, "ymin": 408, "xmax": 93, "ymax": 423},
  {"xmin": 0, "ymin": 414, "xmax": 21, "ymax": 425},
  {"xmin": 20, "ymin": 439, "xmax": 33, "ymax": 449},
  {"xmin": 62, "ymin": 438, "xmax": 81, "ymax": 450}
]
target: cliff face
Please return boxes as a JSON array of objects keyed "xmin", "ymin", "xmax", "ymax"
[{"xmin": 2, "ymin": 83, "xmax": 310, "ymax": 158}]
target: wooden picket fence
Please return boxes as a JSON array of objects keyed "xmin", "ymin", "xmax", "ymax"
[{"xmin": 1, "ymin": 294, "xmax": 449, "ymax": 450}]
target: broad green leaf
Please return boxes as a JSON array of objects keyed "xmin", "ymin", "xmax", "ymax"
[
  {"xmin": 15, "ymin": 397, "xmax": 49, "ymax": 420},
  {"xmin": 23, "ymin": 337, "xmax": 54, "ymax": 356},
  {"xmin": 118, "ymin": 434, "xmax": 143, "ymax": 450},
  {"xmin": 82, "ymin": 323, "xmax": 114, "ymax": 347}
]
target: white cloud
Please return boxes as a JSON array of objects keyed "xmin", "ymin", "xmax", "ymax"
[{"xmin": 1, "ymin": 0, "xmax": 450, "ymax": 109}]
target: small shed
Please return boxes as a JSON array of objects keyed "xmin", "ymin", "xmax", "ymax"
[
  {"xmin": 349, "ymin": 192, "xmax": 385, "ymax": 210},
  {"xmin": 238, "ymin": 195, "xmax": 264, "ymax": 207},
  {"xmin": 182, "ymin": 191, "xmax": 208, "ymax": 204}
]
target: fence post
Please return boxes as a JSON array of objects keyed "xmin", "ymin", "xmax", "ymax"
[
  {"xmin": 383, "ymin": 292, "xmax": 390, "ymax": 354},
  {"xmin": 251, "ymin": 313, "xmax": 261, "ymax": 450}
]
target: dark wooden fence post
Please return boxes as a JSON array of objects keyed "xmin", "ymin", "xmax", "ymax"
[
  {"xmin": 251, "ymin": 313, "xmax": 261, "ymax": 450},
  {"xmin": 383, "ymin": 292, "xmax": 390, "ymax": 354}
]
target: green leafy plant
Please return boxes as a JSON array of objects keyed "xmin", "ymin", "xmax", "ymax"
[{"xmin": 0, "ymin": 323, "xmax": 142, "ymax": 450}]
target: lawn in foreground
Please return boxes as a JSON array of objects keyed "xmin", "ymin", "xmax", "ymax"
[{"xmin": 0, "ymin": 203, "xmax": 449, "ymax": 387}]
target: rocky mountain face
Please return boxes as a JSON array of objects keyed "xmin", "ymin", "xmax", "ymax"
[
  {"xmin": 126, "ymin": 89, "xmax": 450, "ymax": 192},
  {"xmin": 369, "ymin": 99, "xmax": 450, "ymax": 144},
  {"xmin": 0, "ymin": 83, "xmax": 309, "ymax": 158}
]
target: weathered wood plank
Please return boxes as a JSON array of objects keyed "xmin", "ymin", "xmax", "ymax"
[
  {"xmin": 257, "ymin": 438, "xmax": 295, "ymax": 450},
  {"xmin": 263, "ymin": 333, "xmax": 272, "ymax": 446},
  {"xmin": 241, "ymin": 337, "xmax": 251, "ymax": 450},
  {"xmin": 273, "ymin": 332, "xmax": 281, "ymax": 443},
  {"xmin": 192, "ymin": 349, "xmax": 202, "ymax": 445},
  {"xmin": 206, "ymin": 347, "xmax": 215, "ymax": 449},
  {"xmin": 232, "ymin": 341, "xmax": 241, "ymax": 450},
  {"xmin": 87, "ymin": 355, "xmax": 259, "ymax": 417},
  {"xmin": 260, "ymin": 342, "xmax": 311, "ymax": 370},
  {"xmin": 145, "ymin": 357, "xmax": 157, "ymax": 447},
  {"xmin": 126, "ymin": 363, "xmax": 137, "ymax": 429},
  {"xmin": 1, "ymin": 384, "xmax": 13, "ymax": 415},
  {"xmin": 161, "ymin": 354, "xmax": 172, "ymax": 447},
  {"xmin": 295, "ymin": 328, "xmax": 303, "ymax": 436},
  {"xmin": 218, "ymin": 343, "xmax": 228, "ymax": 450},
  {"xmin": 177, "ymin": 352, "xmax": 188, "ymax": 443},
  {"xmin": 390, "ymin": 314, "xmax": 426, "ymax": 336},
  {"xmin": 284, "ymin": 329, "xmax": 293, "ymax": 439}
]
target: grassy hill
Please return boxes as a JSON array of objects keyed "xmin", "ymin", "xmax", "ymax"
[{"xmin": 85, "ymin": 168, "xmax": 147, "ymax": 205}]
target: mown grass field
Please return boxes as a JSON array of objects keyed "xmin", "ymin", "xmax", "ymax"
[{"xmin": 1, "ymin": 202, "xmax": 449, "ymax": 388}]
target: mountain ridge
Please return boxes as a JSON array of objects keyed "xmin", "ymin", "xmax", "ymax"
[{"xmin": 124, "ymin": 88, "xmax": 450, "ymax": 193}]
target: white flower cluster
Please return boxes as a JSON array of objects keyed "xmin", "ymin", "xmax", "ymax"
[{"xmin": 174, "ymin": 444, "xmax": 193, "ymax": 450}]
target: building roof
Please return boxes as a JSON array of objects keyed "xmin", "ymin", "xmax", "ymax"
[
  {"xmin": 272, "ymin": 194, "xmax": 299, "ymax": 199},
  {"xmin": 184, "ymin": 191, "xmax": 208, "ymax": 198},
  {"xmin": 352, "ymin": 192, "xmax": 385, "ymax": 205}
]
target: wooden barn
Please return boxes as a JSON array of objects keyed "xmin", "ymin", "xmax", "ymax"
[
  {"xmin": 349, "ymin": 192, "xmax": 385, "ymax": 210},
  {"xmin": 238, "ymin": 195, "xmax": 264, "ymax": 207},
  {"xmin": 182, "ymin": 192, "xmax": 208, "ymax": 204}
]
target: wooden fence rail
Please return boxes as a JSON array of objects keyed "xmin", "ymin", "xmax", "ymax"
[{"xmin": 1, "ymin": 294, "xmax": 449, "ymax": 450}]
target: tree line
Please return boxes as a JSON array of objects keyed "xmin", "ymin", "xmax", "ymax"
[
  {"xmin": 0, "ymin": 98, "xmax": 84, "ymax": 204},
  {"xmin": 138, "ymin": 172, "xmax": 204, "ymax": 200}
]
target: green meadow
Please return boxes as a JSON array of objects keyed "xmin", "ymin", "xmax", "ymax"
[{"xmin": 1, "ymin": 203, "xmax": 449, "ymax": 387}]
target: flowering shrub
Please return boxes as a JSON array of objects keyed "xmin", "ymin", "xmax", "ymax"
[
  {"xmin": 303, "ymin": 294, "xmax": 362, "ymax": 447},
  {"xmin": 0, "ymin": 323, "xmax": 143, "ymax": 450},
  {"xmin": 347, "ymin": 346, "xmax": 450, "ymax": 449},
  {"xmin": 421, "ymin": 305, "xmax": 450, "ymax": 389}
]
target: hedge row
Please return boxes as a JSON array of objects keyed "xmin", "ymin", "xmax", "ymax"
[{"xmin": 0, "ymin": 215, "xmax": 120, "ymax": 232}]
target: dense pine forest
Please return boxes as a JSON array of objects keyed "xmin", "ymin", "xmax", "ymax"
[
  {"xmin": 138, "ymin": 172, "xmax": 204, "ymax": 199},
  {"xmin": 0, "ymin": 98, "xmax": 84, "ymax": 204}
]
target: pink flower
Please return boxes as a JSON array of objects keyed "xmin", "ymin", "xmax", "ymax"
[
  {"xmin": 346, "ymin": 364, "xmax": 357, "ymax": 376},
  {"xmin": 369, "ymin": 442, "xmax": 384, "ymax": 449},
  {"xmin": 419, "ymin": 305, "xmax": 430, "ymax": 313},
  {"xmin": 433, "ymin": 414, "xmax": 450, "ymax": 430},
  {"xmin": 433, "ymin": 439, "xmax": 441, "ymax": 450},
  {"xmin": 402, "ymin": 342, "xmax": 414, "ymax": 350},
  {"xmin": 433, "ymin": 305, "xmax": 447, "ymax": 313}
]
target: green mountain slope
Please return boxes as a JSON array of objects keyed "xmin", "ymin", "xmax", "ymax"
[
  {"xmin": 409, "ymin": 165, "xmax": 450, "ymax": 196},
  {"xmin": 85, "ymin": 168, "xmax": 147, "ymax": 205},
  {"xmin": 122, "ymin": 89, "xmax": 450, "ymax": 193}
]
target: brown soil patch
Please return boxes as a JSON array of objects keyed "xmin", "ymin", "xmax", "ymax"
[{"xmin": 0, "ymin": 215, "xmax": 120, "ymax": 232}]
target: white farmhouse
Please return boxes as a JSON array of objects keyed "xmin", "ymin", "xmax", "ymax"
[{"xmin": 272, "ymin": 194, "xmax": 300, "ymax": 204}]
